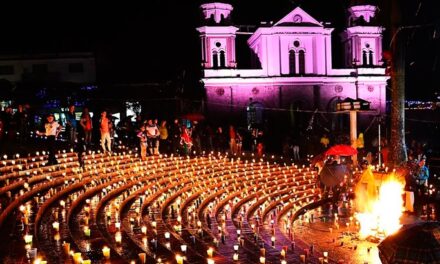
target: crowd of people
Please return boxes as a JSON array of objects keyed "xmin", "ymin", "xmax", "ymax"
[{"xmin": 0, "ymin": 104, "xmax": 270, "ymax": 161}]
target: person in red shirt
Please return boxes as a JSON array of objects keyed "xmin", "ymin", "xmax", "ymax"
[
  {"xmin": 80, "ymin": 107, "xmax": 93, "ymax": 146},
  {"xmin": 229, "ymin": 125, "xmax": 237, "ymax": 154}
]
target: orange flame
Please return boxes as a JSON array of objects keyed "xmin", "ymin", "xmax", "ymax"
[{"xmin": 355, "ymin": 167, "xmax": 405, "ymax": 239}]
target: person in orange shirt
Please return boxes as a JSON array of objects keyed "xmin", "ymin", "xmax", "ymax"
[{"xmin": 100, "ymin": 111, "xmax": 112, "ymax": 153}]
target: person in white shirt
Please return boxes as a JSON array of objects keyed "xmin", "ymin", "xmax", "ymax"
[
  {"xmin": 37, "ymin": 114, "xmax": 62, "ymax": 165},
  {"xmin": 146, "ymin": 119, "xmax": 159, "ymax": 155}
]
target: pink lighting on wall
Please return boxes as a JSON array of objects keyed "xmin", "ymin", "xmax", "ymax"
[
  {"xmin": 200, "ymin": 3, "xmax": 233, "ymax": 24},
  {"xmin": 198, "ymin": 2, "xmax": 389, "ymax": 123},
  {"xmin": 348, "ymin": 5, "xmax": 377, "ymax": 24}
]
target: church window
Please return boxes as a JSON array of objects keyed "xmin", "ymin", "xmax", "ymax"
[
  {"xmin": 219, "ymin": 50, "xmax": 226, "ymax": 68},
  {"xmin": 289, "ymin": 50, "xmax": 296, "ymax": 75},
  {"xmin": 212, "ymin": 51, "xmax": 219, "ymax": 68},
  {"xmin": 362, "ymin": 50, "xmax": 368, "ymax": 66},
  {"xmin": 298, "ymin": 50, "xmax": 305, "ymax": 74},
  {"xmin": 368, "ymin": 50, "xmax": 374, "ymax": 66}
]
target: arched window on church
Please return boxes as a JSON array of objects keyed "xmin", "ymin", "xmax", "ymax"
[
  {"xmin": 362, "ymin": 50, "xmax": 368, "ymax": 66},
  {"xmin": 212, "ymin": 51, "xmax": 219, "ymax": 69},
  {"xmin": 289, "ymin": 50, "xmax": 296, "ymax": 75},
  {"xmin": 298, "ymin": 50, "xmax": 305, "ymax": 74},
  {"xmin": 219, "ymin": 50, "xmax": 226, "ymax": 68},
  {"xmin": 368, "ymin": 50, "xmax": 374, "ymax": 66}
]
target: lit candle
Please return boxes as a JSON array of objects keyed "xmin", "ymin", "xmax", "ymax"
[
  {"xmin": 175, "ymin": 255, "xmax": 184, "ymax": 264},
  {"xmin": 281, "ymin": 249, "xmax": 286, "ymax": 258},
  {"xmin": 115, "ymin": 222, "xmax": 121, "ymax": 229},
  {"xmin": 63, "ymin": 242, "xmax": 70, "ymax": 254},
  {"xmin": 141, "ymin": 225, "xmax": 147, "ymax": 234},
  {"xmin": 233, "ymin": 253, "xmax": 239, "ymax": 261},
  {"xmin": 52, "ymin": 221, "xmax": 60, "ymax": 231},
  {"xmin": 83, "ymin": 226, "xmax": 90, "ymax": 237},
  {"xmin": 102, "ymin": 246, "xmax": 110, "ymax": 259},
  {"xmin": 82, "ymin": 260, "xmax": 91, "ymax": 264},
  {"xmin": 300, "ymin": 254, "xmax": 306, "ymax": 263},
  {"xmin": 138, "ymin": 253, "xmax": 146, "ymax": 264},
  {"xmin": 323, "ymin": 251, "xmax": 328, "ymax": 258},
  {"xmin": 259, "ymin": 256, "xmax": 266, "ymax": 263},
  {"xmin": 115, "ymin": 232, "xmax": 122, "ymax": 244},
  {"xmin": 24, "ymin": 234, "xmax": 33, "ymax": 244},
  {"xmin": 181, "ymin": 244, "xmax": 187, "ymax": 253},
  {"xmin": 164, "ymin": 232, "xmax": 170, "ymax": 239},
  {"xmin": 73, "ymin": 252, "xmax": 82, "ymax": 264},
  {"xmin": 207, "ymin": 259, "xmax": 215, "ymax": 264},
  {"xmin": 207, "ymin": 247, "xmax": 214, "ymax": 257},
  {"xmin": 233, "ymin": 244, "xmax": 239, "ymax": 252}
]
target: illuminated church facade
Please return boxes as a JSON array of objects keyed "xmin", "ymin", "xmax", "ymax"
[{"xmin": 197, "ymin": 2, "xmax": 388, "ymax": 132}]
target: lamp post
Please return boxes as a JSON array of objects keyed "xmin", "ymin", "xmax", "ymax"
[{"xmin": 350, "ymin": 60, "xmax": 360, "ymax": 166}]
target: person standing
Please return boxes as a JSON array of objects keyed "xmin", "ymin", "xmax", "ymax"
[
  {"xmin": 229, "ymin": 125, "xmax": 237, "ymax": 154},
  {"xmin": 146, "ymin": 119, "xmax": 159, "ymax": 155},
  {"xmin": 65, "ymin": 104, "xmax": 77, "ymax": 147},
  {"xmin": 170, "ymin": 119, "xmax": 181, "ymax": 155},
  {"xmin": 180, "ymin": 124, "xmax": 193, "ymax": 155},
  {"xmin": 413, "ymin": 157, "xmax": 429, "ymax": 216},
  {"xmin": 236, "ymin": 130, "xmax": 243, "ymax": 154},
  {"xmin": 158, "ymin": 120, "xmax": 168, "ymax": 154},
  {"xmin": 37, "ymin": 114, "xmax": 62, "ymax": 165},
  {"xmin": 80, "ymin": 107, "xmax": 93, "ymax": 146},
  {"xmin": 15, "ymin": 104, "xmax": 29, "ymax": 144},
  {"xmin": 137, "ymin": 124, "xmax": 148, "ymax": 161},
  {"xmin": 99, "ymin": 111, "xmax": 112, "ymax": 154},
  {"xmin": 153, "ymin": 119, "xmax": 160, "ymax": 155}
]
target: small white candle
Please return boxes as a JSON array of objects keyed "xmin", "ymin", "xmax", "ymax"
[
  {"xmin": 115, "ymin": 232, "xmax": 122, "ymax": 244},
  {"xmin": 175, "ymin": 255, "xmax": 183, "ymax": 264},
  {"xmin": 207, "ymin": 247, "xmax": 214, "ymax": 257},
  {"xmin": 102, "ymin": 246, "xmax": 110, "ymax": 259},
  {"xmin": 24, "ymin": 234, "xmax": 33, "ymax": 244},
  {"xmin": 52, "ymin": 221, "xmax": 60, "ymax": 231}
]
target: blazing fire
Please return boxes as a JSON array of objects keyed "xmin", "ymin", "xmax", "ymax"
[{"xmin": 355, "ymin": 168, "xmax": 405, "ymax": 239}]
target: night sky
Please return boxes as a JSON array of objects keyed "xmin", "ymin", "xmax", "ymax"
[{"xmin": 0, "ymin": 1, "xmax": 438, "ymax": 99}]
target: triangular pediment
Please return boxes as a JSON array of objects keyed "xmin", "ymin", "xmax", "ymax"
[{"xmin": 274, "ymin": 7, "xmax": 322, "ymax": 27}]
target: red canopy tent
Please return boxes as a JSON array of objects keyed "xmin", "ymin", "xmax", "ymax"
[{"xmin": 325, "ymin": 144, "xmax": 357, "ymax": 156}]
